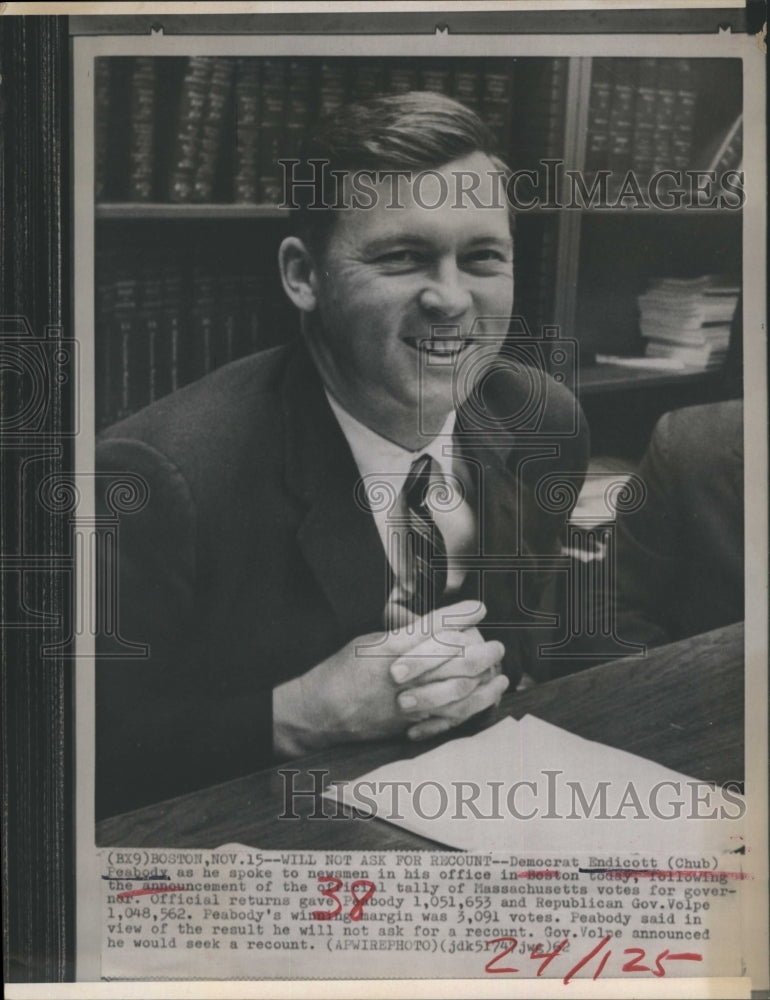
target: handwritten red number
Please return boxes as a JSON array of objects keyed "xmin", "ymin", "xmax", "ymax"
[
  {"xmin": 593, "ymin": 949, "xmax": 612, "ymax": 980},
  {"xmin": 650, "ymin": 949, "xmax": 703, "ymax": 977},
  {"xmin": 529, "ymin": 937, "xmax": 569, "ymax": 976},
  {"xmin": 485, "ymin": 937, "xmax": 519, "ymax": 975},
  {"xmin": 349, "ymin": 879, "xmax": 376, "ymax": 921},
  {"xmin": 311, "ymin": 877, "xmax": 376, "ymax": 921},
  {"xmin": 563, "ymin": 935, "xmax": 613, "ymax": 984},
  {"xmin": 311, "ymin": 876, "xmax": 343, "ymax": 920},
  {"xmin": 622, "ymin": 948, "xmax": 651, "ymax": 974}
]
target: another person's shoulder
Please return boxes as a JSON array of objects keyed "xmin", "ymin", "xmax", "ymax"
[{"xmin": 651, "ymin": 399, "xmax": 743, "ymax": 468}]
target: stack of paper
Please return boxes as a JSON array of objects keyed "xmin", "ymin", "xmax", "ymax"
[
  {"xmin": 637, "ymin": 274, "xmax": 739, "ymax": 370},
  {"xmin": 325, "ymin": 716, "xmax": 744, "ymax": 854}
]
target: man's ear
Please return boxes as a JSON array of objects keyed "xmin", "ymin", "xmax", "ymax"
[{"xmin": 278, "ymin": 236, "xmax": 320, "ymax": 313}]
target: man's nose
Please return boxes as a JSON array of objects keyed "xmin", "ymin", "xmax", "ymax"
[{"xmin": 418, "ymin": 262, "xmax": 472, "ymax": 318}]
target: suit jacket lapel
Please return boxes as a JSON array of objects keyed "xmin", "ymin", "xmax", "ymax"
[
  {"xmin": 281, "ymin": 344, "xmax": 389, "ymax": 637},
  {"xmin": 454, "ymin": 436, "xmax": 530, "ymax": 618}
]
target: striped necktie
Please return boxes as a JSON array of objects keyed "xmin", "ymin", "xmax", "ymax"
[{"xmin": 400, "ymin": 454, "xmax": 448, "ymax": 618}]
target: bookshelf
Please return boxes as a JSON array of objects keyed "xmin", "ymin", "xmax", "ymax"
[
  {"xmin": 96, "ymin": 203, "xmax": 290, "ymax": 220},
  {"xmin": 94, "ymin": 54, "xmax": 743, "ymax": 454}
]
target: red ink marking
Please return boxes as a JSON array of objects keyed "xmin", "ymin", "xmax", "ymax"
[
  {"xmin": 593, "ymin": 949, "xmax": 612, "ymax": 980},
  {"xmin": 485, "ymin": 936, "xmax": 519, "ymax": 975},
  {"xmin": 563, "ymin": 935, "xmax": 612, "ymax": 984},
  {"xmin": 485, "ymin": 940, "xmax": 703, "ymax": 980},
  {"xmin": 349, "ymin": 879, "xmax": 376, "ymax": 921},
  {"xmin": 311, "ymin": 876, "xmax": 343, "ymax": 920},
  {"xmin": 116, "ymin": 885, "xmax": 185, "ymax": 901},
  {"xmin": 529, "ymin": 937, "xmax": 569, "ymax": 976},
  {"xmin": 101, "ymin": 875, "xmax": 170, "ymax": 881},
  {"xmin": 622, "ymin": 947, "xmax": 651, "ymax": 974},
  {"xmin": 310, "ymin": 876, "xmax": 377, "ymax": 921},
  {"xmin": 601, "ymin": 869, "xmax": 750, "ymax": 880},
  {"xmin": 517, "ymin": 869, "xmax": 559, "ymax": 878}
]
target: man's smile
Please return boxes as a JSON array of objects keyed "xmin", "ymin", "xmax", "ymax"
[{"xmin": 403, "ymin": 335, "xmax": 476, "ymax": 358}]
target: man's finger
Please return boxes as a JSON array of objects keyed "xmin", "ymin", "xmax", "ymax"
[
  {"xmin": 386, "ymin": 600, "xmax": 486, "ymax": 657},
  {"xmin": 406, "ymin": 674, "xmax": 509, "ymax": 740},
  {"xmin": 391, "ymin": 639, "xmax": 505, "ymax": 694},
  {"xmin": 395, "ymin": 642, "xmax": 505, "ymax": 705},
  {"xmin": 406, "ymin": 656, "xmax": 502, "ymax": 689},
  {"xmin": 390, "ymin": 628, "xmax": 491, "ymax": 684}
]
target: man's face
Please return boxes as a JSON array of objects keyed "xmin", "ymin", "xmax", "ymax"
[{"xmin": 305, "ymin": 151, "xmax": 514, "ymax": 444}]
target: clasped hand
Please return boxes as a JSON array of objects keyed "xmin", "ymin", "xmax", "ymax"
[{"xmin": 273, "ymin": 600, "xmax": 508, "ymax": 757}]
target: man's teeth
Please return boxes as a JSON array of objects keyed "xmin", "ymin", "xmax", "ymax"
[{"xmin": 421, "ymin": 339, "xmax": 468, "ymax": 354}]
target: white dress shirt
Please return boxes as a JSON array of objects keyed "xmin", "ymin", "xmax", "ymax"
[{"xmin": 326, "ymin": 391, "xmax": 476, "ymax": 609}]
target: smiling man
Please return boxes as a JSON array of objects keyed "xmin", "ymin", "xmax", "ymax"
[{"xmin": 95, "ymin": 92, "xmax": 589, "ymax": 820}]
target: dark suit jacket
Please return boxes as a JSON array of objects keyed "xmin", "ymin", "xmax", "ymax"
[
  {"xmin": 95, "ymin": 340, "xmax": 588, "ymax": 819},
  {"xmin": 614, "ymin": 399, "xmax": 743, "ymax": 648}
]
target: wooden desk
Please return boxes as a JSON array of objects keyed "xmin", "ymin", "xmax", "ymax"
[{"xmin": 97, "ymin": 622, "xmax": 744, "ymax": 849}]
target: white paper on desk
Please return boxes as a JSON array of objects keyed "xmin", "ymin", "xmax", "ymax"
[{"xmin": 324, "ymin": 715, "xmax": 744, "ymax": 854}]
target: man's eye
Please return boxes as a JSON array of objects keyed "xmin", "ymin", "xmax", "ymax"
[
  {"xmin": 375, "ymin": 250, "xmax": 423, "ymax": 268},
  {"xmin": 466, "ymin": 249, "xmax": 508, "ymax": 264}
]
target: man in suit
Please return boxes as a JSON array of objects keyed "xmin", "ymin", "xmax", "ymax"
[{"xmin": 96, "ymin": 92, "xmax": 588, "ymax": 820}]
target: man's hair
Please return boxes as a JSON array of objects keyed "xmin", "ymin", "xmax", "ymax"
[{"xmin": 287, "ymin": 90, "xmax": 513, "ymax": 254}]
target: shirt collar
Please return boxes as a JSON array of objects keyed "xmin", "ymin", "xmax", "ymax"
[{"xmin": 325, "ymin": 390, "xmax": 457, "ymax": 482}]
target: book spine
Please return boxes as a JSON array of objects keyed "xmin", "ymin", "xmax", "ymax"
[
  {"xmin": 189, "ymin": 265, "xmax": 216, "ymax": 381},
  {"xmin": 419, "ymin": 65, "xmax": 452, "ymax": 94},
  {"xmin": 350, "ymin": 59, "xmax": 385, "ymax": 100},
  {"xmin": 258, "ymin": 59, "xmax": 287, "ymax": 205},
  {"xmin": 108, "ymin": 59, "xmax": 134, "ymax": 200},
  {"xmin": 284, "ymin": 59, "xmax": 315, "ymax": 163},
  {"xmin": 451, "ymin": 61, "xmax": 482, "ymax": 112},
  {"xmin": 233, "ymin": 58, "xmax": 260, "ymax": 204},
  {"xmin": 219, "ymin": 275, "xmax": 241, "ymax": 364},
  {"xmin": 111, "ymin": 271, "xmax": 139, "ymax": 422},
  {"xmin": 94, "ymin": 59, "xmax": 111, "ymax": 202},
  {"xmin": 480, "ymin": 65, "xmax": 514, "ymax": 159},
  {"xmin": 585, "ymin": 59, "xmax": 613, "ymax": 173},
  {"xmin": 607, "ymin": 59, "xmax": 636, "ymax": 181},
  {"xmin": 630, "ymin": 58, "xmax": 657, "ymax": 177},
  {"xmin": 671, "ymin": 59, "xmax": 697, "ymax": 170},
  {"xmin": 651, "ymin": 60, "xmax": 677, "ymax": 174},
  {"xmin": 386, "ymin": 62, "xmax": 418, "ymax": 94},
  {"xmin": 128, "ymin": 57, "xmax": 158, "ymax": 202},
  {"xmin": 318, "ymin": 59, "xmax": 349, "ymax": 116},
  {"xmin": 161, "ymin": 265, "xmax": 184, "ymax": 395},
  {"xmin": 192, "ymin": 58, "xmax": 235, "ymax": 203},
  {"xmin": 167, "ymin": 56, "xmax": 213, "ymax": 203},
  {"xmin": 239, "ymin": 275, "xmax": 262, "ymax": 354},
  {"xmin": 544, "ymin": 59, "xmax": 568, "ymax": 161},
  {"xmin": 137, "ymin": 268, "xmax": 164, "ymax": 405}
]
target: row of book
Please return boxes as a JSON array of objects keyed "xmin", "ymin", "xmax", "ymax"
[
  {"xmin": 638, "ymin": 274, "xmax": 739, "ymax": 370},
  {"xmin": 511, "ymin": 214, "xmax": 560, "ymax": 336},
  {"xmin": 95, "ymin": 253, "xmax": 296, "ymax": 429},
  {"xmin": 94, "ymin": 56, "xmax": 516, "ymax": 205},
  {"xmin": 584, "ymin": 58, "xmax": 741, "ymax": 181}
]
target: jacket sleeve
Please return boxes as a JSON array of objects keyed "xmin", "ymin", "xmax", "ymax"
[
  {"xmin": 514, "ymin": 381, "xmax": 591, "ymax": 683},
  {"xmin": 612, "ymin": 413, "xmax": 681, "ymax": 649},
  {"xmin": 95, "ymin": 437, "xmax": 274, "ymax": 821}
]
